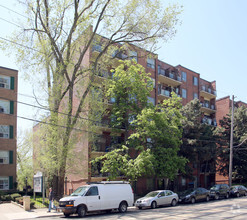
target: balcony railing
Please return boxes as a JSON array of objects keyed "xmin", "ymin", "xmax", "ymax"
[
  {"xmin": 158, "ymin": 69, "xmax": 181, "ymax": 82},
  {"xmin": 201, "ymin": 85, "xmax": 216, "ymax": 96},
  {"xmin": 202, "ymin": 117, "xmax": 217, "ymax": 126},
  {"xmin": 201, "ymin": 102, "xmax": 215, "ymax": 110}
]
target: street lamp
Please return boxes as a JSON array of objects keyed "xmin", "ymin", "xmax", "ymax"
[{"xmin": 25, "ymin": 176, "xmax": 27, "ymax": 195}]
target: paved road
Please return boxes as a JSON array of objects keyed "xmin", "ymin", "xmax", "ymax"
[
  {"xmin": 27, "ymin": 196, "xmax": 247, "ymax": 220},
  {"xmin": 1, "ymin": 197, "xmax": 247, "ymax": 220}
]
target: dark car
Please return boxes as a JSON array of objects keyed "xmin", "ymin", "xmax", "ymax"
[
  {"xmin": 229, "ymin": 185, "xmax": 247, "ymax": 197},
  {"xmin": 209, "ymin": 184, "xmax": 230, "ymax": 200},
  {"xmin": 178, "ymin": 187, "xmax": 210, "ymax": 204}
]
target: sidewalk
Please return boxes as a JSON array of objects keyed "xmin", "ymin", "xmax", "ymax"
[{"xmin": 0, "ymin": 203, "xmax": 63, "ymax": 220}]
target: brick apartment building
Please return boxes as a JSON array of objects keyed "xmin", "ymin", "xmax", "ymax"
[
  {"xmin": 0, "ymin": 66, "xmax": 18, "ymax": 191},
  {"xmin": 215, "ymin": 96, "xmax": 247, "ymax": 184},
  {"xmin": 44, "ymin": 39, "xmax": 217, "ymax": 195}
]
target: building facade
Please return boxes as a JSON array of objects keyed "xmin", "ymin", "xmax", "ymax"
[{"xmin": 0, "ymin": 66, "xmax": 18, "ymax": 191}]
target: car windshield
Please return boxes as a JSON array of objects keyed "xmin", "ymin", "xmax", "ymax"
[
  {"xmin": 211, "ymin": 185, "xmax": 220, "ymax": 190},
  {"xmin": 70, "ymin": 186, "xmax": 90, "ymax": 196},
  {"xmin": 144, "ymin": 191, "xmax": 159, "ymax": 198},
  {"xmin": 178, "ymin": 189, "xmax": 194, "ymax": 196},
  {"xmin": 230, "ymin": 186, "xmax": 237, "ymax": 190}
]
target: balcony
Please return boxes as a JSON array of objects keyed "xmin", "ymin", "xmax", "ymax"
[
  {"xmin": 157, "ymin": 88, "xmax": 170, "ymax": 101},
  {"xmin": 200, "ymin": 85, "xmax": 217, "ymax": 99},
  {"xmin": 158, "ymin": 70, "xmax": 182, "ymax": 87},
  {"xmin": 93, "ymin": 71, "xmax": 112, "ymax": 84},
  {"xmin": 202, "ymin": 117, "xmax": 217, "ymax": 126},
  {"xmin": 200, "ymin": 102, "xmax": 216, "ymax": 114}
]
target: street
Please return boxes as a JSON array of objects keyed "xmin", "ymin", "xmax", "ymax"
[{"xmin": 27, "ymin": 196, "xmax": 247, "ymax": 220}]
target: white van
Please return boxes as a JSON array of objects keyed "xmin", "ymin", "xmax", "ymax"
[{"xmin": 58, "ymin": 181, "xmax": 134, "ymax": 217}]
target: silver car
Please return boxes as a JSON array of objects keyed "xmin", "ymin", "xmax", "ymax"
[{"xmin": 135, "ymin": 190, "xmax": 178, "ymax": 209}]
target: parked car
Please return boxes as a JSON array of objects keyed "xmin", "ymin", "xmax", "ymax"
[
  {"xmin": 135, "ymin": 190, "xmax": 178, "ymax": 209},
  {"xmin": 209, "ymin": 184, "xmax": 230, "ymax": 200},
  {"xmin": 229, "ymin": 185, "xmax": 247, "ymax": 197},
  {"xmin": 178, "ymin": 187, "xmax": 210, "ymax": 204},
  {"xmin": 57, "ymin": 181, "xmax": 134, "ymax": 217}
]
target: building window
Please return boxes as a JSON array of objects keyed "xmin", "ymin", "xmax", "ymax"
[
  {"xmin": 182, "ymin": 89, "xmax": 187, "ymax": 98},
  {"xmin": 193, "ymin": 76, "xmax": 198, "ymax": 86},
  {"xmin": 0, "ymin": 177, "xmax": 9, "ymax": 190},
  {"xmin": 0, "ymin": 125, "xmax": 10, "ymax": 138},
  {"xmin": 0, "ymin": 100, "xmax": 14, "ymax": 114},
  {"xmin": 147, "ymin": 58, "xmax": 155, "ymax": 69},
  {"xmin": 129, "ymin": 51, "xmax": 138, "ymax": 62},
  {"xmin": 0, "ymin": 75, "xmax": 11, "ymax": 89},
  {"xmin": 148, "ymin": 96, "xmax": 155, "ymax": 106},
  {"xmin": 151, "ymin": 78, "xmax": 156, "ymax": 88},
  {"xmin": 0, "ymin": 150, "xmax": 10, "ymax": 164},
  {"xmin": 193, "ymin": 92, "xmax": 198, "ymax": 99},
  {"xmin": 181, "ymin": 71, "xmax": 187, "ymax": 82}
]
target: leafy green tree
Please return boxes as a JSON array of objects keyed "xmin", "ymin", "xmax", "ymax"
[
  {"xmin": 217, "ymin": 106, "xmax": 247, "ymax": 182},
  {"xmin": 180, "ymin": 99, "xmax": 218, "ymax": 187},
  {"xmin": 17, "ymin": 129, "xmax": 33, "ymax": 191},
  {"xmin": 2, "ymin": 0, "xmax": 182, "ymax": 197}
]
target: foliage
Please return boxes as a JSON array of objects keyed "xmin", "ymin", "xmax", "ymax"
[
  {"xmin": 17, "ymin": 129, "xmax": 33, "ymax": 191},
  {"xmin": 180, "ymin": 99, "xmax": 218, "ymax": 180},
  {"xmin": 1, "ymin": 0, "xmax": 182, "ymax": 197},
  {"xmin": 217, "ymin": 106, "xmax": 247, "ymax": 182}
]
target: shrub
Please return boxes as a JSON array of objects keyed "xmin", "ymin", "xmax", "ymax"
[
  {"xmin": 1, "ymin": 195, "xmax": 11, "ymax": 201},
  {"xmin": 10, "ymin": 193, "xmax": 22, "ymax": 201}
]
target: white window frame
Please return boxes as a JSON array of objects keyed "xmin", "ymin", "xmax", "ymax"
[
  {"xmin": 181, "ymin": 71, "xmax": 187, "ymax": 82},
  {"xmin": 182, "ymin": 89, "xmax": 187, "ymax": 99},
  {"xmin": 193, "ymin": 92, "xmax": 198, "ymax": 99},
  {"xmin": 0, "ymin": 151, "xmax": 9, "ymax": 164},
  {"xmin": 148, "ymin": 96, "xmax": 155, "ymax": 106},
  {"xmin": 0, "ymin": 100, "xmax": 10, "ymax": 114},
  {"xmin": 0, "ymin": 177, "xmax": 9, "ymax": 190},
  {"xmin": 193, "ymin": 76, "xmax": 198, "ymax": 86},
  {"xmin": 0, "ymin": 125, "xmax": 9, "ymax": 138},
  {"xmin": 147, "ymin": 58, "xmax": 155, "ymax": 69},
  {"xmin": 0, "ymin": 75, "xmax": 10, "ymax": 89}
]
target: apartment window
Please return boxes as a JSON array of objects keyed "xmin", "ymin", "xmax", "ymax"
[
  {"xmin": 0, "ymin": 125, "xmax": 13, "ymax": 139},
  {"xmin": 129, "ymin": 51, "xmax": 138, "ymax": 62},
  {"xmin": 0, "ymin": 75, "xmax": 12, "ymax": 89},
  {"xmin": 147, "ymin": 58, "xmax": 155, "ymax": 69},
  {"xmin": 182, "ymin": 89, "xmax": 187, "ymax": 98},
  {"xmin": 147, "ymin": 97, "xmax": 155, "ymax": 106},
  {"xmin": 193, "ymin": 76, "xmax": 198, "ymax": 86},
  {"xmin": 0, "ymin": 177, "xmax": 9, "ymax": 190},
  {"xmin": 193, "ymin": 92, "xmax": 198, "ymax": 99},
  {"xmin": 181, "ymin": 71, "xmax": 187, "ymax": 82},
  {"xmin": 0, "ymin": 100, "xmax": 14, "ymax": 114},
  {"xmin": 151, "ymin": 78, "xmax": 156, "ymax": 88}
]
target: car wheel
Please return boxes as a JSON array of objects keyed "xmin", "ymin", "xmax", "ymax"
[
  {"xmin": 64, "ymin": 213, "xmax": 70, "ymax": 217},
  {"xmin": 171, "ymin": 199, "xmax": 177, "ymax": 206},
  {"xmin": 225, "ymin": 193, "xmax": 229, "ymax": 199},
  {"xmin": 191, "ymin": 197, "xmax": 196, "ymax": 204},
  {"xmin": 78, "ymin": 206, "xmax": 86, "ymax": 217},
  {"xmin": 245, "ymin": 191, "xmax": 247, "ymax": 196},
  {"xmin": 214, "ymin": 194, "xmax": 219, "ymax": 200},
  {"xmin": 206, "ymin": 195, "xmax": 210, "ymax": 202},
  {"xmin": 138, "ymin": 207, "xmax": 142, "ymax": 210},
  {"xmin": 151, "ymin": 201, "xmax": 157, "ymax": 209},
  {"xmin": 236, "ymin": 192, "xmax": 240, "ymax": 198},
  {"xmin": 119, "ymin": 201, "xmax": 128, "ymax": 213}
]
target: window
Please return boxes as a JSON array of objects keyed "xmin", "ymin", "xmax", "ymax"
[
  {"xmin": 148, "ymin": 97, "xmax": 155, "ymax": 106},
  {"xmin": 0, "ymin": 125, "xmax": 9, "ymax": 138},
  {"xmin": 182, "ymin": 89, "xmax": 187, "ymax": 98},
  {"xmin": 0, "ymin": 177, "xmax": 9, "ymax": 190},
  {"xmin": 0, "ymin": 151, "xmax": 9, "ymax": 164},
  {"xmin": 193, "ymin": 76, "xmax": 198, "ymax": 86},
  {"xmin": 150, "ymin": 78, "xmax": 156, "ymax": 88},
  {"xmin": 147, "ymin": 58, "xmax": 155, "ymax": 69},
  {"xmin": 193, "ymin": 93, "xmax": 198, "ymax": 99},
  {"xmin": 159, "ymin": 191, "xmax": 165, "ymax": 197},
  {"xmin": 0, "ymin": 75, "xmax": 10, "ymax": 89},
  {"xmin": 0, "ymin": 100, "xmax": 14, "ymax": 114},
  {"xmin": 129, "ymin": 51, "xmax": 138, "ymax": 62},
  {"xmin": 166, "ymin": 190, "xmax": 172, "ymax": 196},
  {"xmin": 181, "ymin": 71, "xmax": 187, "ymax": 82},
  {"xmin": 86, "ymin": 186, "xmax": 99, "ymax": 196}
]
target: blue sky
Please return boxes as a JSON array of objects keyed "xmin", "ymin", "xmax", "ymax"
[{"xmin": 0, "ymin": 0, "xmax": 246, "ymax": 132}]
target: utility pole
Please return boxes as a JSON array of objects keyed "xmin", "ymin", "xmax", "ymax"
[{"xmin": 229, "ymin": 95, "xmax": 234, "ymax": 187}]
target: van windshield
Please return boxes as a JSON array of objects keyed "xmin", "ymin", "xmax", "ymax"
[{"xmin": 70, "ymin": 186, "xmax": 90, "ymax": 196}]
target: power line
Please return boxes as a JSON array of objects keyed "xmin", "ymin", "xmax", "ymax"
[
  {"xmin": 0, "ymin": 4, "xmax": 29, "ymax": 20},
  {"xmin": 0, "ymin": 17, "xmax": 23, "ymax": 28}
]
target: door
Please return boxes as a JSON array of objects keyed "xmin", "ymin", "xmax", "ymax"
[
  {"xmin": 165, "ymin": 190, "xmax": 174, "ymax": 204},
  {"xmin": 85, "ymin": 186, "xmax": 101, "ymax": 211},
  {"xmin": 156, "ymin": 191, "xmax": 166, "ymax": 206}
]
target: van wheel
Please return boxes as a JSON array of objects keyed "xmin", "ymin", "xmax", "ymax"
[
  {"xmin": 215, "ymin": 194, "xmax": 219, "ymax": 200},
  {"xmin": 64, "ymin": 213, "xmax": 70, "ymax": 217},
  {"xmin": 119, "ymin": 201, "xmax": 128, "ymax": 213},
  {"xmin": 225, "ymin": 193, "xmax": 229, "ymax": 199},
  {"xmin": 171, "ymin": 199, "xmax": 177, "ymax": 206},
  {"xmin": 206, "ymin": 195, "xmax": 210, "ymax": 202},
  {"xmin": 151, "ymin": 201, "xmax": 157, "ymax": 209},
  {"xmin": 138, "ymin": 207, "xmax": 142, "ymax": 210},
  {"xmin": 78, "ymin": 206, "xmax": 86, "ymax": 217}
]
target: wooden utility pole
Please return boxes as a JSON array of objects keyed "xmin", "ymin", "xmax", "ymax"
[{"xmin": 229, "ymin": 95, "xmax": 234, "ymax": 187}]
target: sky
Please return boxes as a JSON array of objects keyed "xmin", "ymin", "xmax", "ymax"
[{"xmin": 0, "ymin": 0, "xmax": 247, "ymax": 133}]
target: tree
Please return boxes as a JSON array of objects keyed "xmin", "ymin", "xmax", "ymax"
[
  {"xmin": 2, "ymin": 0, "xmax": 182, "ymax": 197},
  {"xmin": 180, "ymin": 99, "xmax": 218, "ymax": 187},
  {"xmin": 17, "ymin": 129, "xmax": 33, "ymax": 191},
  {"xmin": 217, "ymin": 106, "xmax": 247, "ymax": 183}
]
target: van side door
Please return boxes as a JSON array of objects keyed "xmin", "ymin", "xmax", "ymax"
[{"xmin": 85, "ymin": 186, "xmax": 101, "ymax": 211}]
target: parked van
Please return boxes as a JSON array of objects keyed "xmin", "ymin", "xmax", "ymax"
[{"xmin": 57, "ymin": 181, "xmax": 134, "ymax": 217}]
